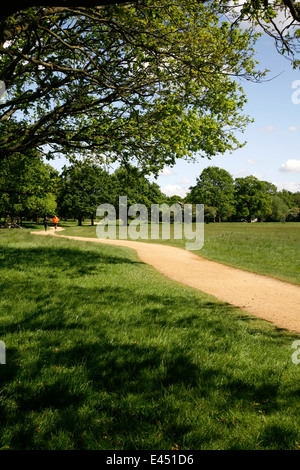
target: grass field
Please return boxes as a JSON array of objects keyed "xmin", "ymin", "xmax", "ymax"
[
  {"xmin": 55, "ymin": 222, "xmax": 300, "ymax": 286},
  {"xmin": 0, "ymin": 228, "xmax": 299, "ymax": 450}
]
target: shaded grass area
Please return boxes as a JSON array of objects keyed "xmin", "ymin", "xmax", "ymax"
[
  {"xmin": 0, "ymin": 230, "xmax": 299, "ymax": 450},
  {"xmin": 57, "ymin": 222, "xmax": 300, "ymax": 285}
]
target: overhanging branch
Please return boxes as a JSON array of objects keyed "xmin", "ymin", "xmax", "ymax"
[
  {"xmin": 281, "ymin": 0, "xmax": 300, "ymax": 22},
  {"xmin": 0, "ymin": 0, "xmax": 137, "ymax": 21}
]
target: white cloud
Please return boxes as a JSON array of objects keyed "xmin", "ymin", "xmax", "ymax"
[
  {"xmin": 231, "ymin": 169, "xmax": 265, "ymax": 180},
  {"xmin": 252, "ymin": 172, "xmax": 265, "ymax": 180},
  {"xmin": 288, "ymin": 126, "xmax": 298, "ymax": 132},
  {"xmin": 159, "ymin": 168, "xmax": 175, "ymax": 177},
  {"xmin": 176, "ymin": 177, "xmax": 191, "ymax": 184},
  {"xmin": 275, "ymin": 181, "xmax": 300, "ymax": 192},
  {"xmin": 259, "ymin": 125, "xmax": 277, "ymax": 134},
  {"xmin": 279, "ymin": 159, "xmax": 300, "ymax": 173},
  {"xmin": 162, "ymin": 184, "xmax": 188, "ymax": 198},
  {"xmin": 231, "ymin": 169, "xmax": 248, "ymax": 177},
  {"xmin": 246, "ymin": 158, "xmax": 256, "ymax": 165}
]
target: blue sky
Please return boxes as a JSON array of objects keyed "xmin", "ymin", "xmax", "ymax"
[
  {"xmin": 51, "ymin": 32, "xmax": 300, "ymax": 197},
  {"xmin": 154, "ymin": 34, "xmax": 300, "ymax": 197}
]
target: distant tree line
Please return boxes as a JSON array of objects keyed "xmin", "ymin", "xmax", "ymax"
[
  {"xmin": 56, "ymin": 163, "xmax": 168, "ymax": 225},
  {"xmin": 1, "ymin": 159, "xmax": 299, "ymax": 226},
  {"xmin": 0, "ymin": 158, "xmax": 169, "ymax": 225},
  {"xmin": 185, "ymin": 166, "xmax": 300, "ymax": 223}
]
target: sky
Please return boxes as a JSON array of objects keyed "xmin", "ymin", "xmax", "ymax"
[
  {"xmin": 51, "ymin": 31, "xmax": 300, "ymax": 198},
  {"xmin": 153, "ymin": 34, "xmax": 300, "ymax": 197}
]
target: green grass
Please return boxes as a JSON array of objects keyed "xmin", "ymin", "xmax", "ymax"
[
  {"xmin": 0, "ymin": 229, "xmax": 299, "ymax": 450},
  {"xmin": 57, "ymin": 222, "xmax": 300, "ymax": 286}
]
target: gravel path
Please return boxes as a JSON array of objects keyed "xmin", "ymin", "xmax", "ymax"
[{"xmin": 33, "ymin": 227, "xmax": 300, "ymax": 334}]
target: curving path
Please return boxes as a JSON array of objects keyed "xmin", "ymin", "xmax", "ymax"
[{"xmin": 32, "ymin": 227, "xmax": 300, "ymax": 334}]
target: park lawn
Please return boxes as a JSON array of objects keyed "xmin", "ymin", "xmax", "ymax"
[
  {"xmin": 0, "ymin": 229, "xmax": 299, "ymax": 450},
  {"xmin": 57, "ymin": 222, "xmax": 300, "ymax": 286}
]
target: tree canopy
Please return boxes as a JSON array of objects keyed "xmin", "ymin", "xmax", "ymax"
[
  {"xmin": 2, "ymin": 1, "xmax": 300, "ymax": 66},
  {"xmin": 223, "ymin": 0, "xmax": 300, "ymax": 69},
  {"xmin": 0, "ymin": 151, "xmax": 59, "ymax": 221},
  {"xmin": 184, "ymin": 168, "xmax": 300, "ymax": 223},
  {"xmin": 56, "ymin": 162, "xmax": 167, "ymax": 225},
  {"xmin": 234, "ymin": 176, "xmax": 273, "ymax": 222},
  {"xmin": 186, "ymin": 166, "xmax": 236, "ymax": 222},
  {"xmin": 0, "ymin": 1, "xmax": 266, "ymax": 175},
  {"xmin": 57, "ymin": 162, "xmax": 113, "ymax": 225}
]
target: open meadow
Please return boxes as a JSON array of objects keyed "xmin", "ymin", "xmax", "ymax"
[
  {"xmin": 55, "ymin": 222, "xmax": 300, "ymax": 286},
  {"xmin": 0, "ymin": 224, "xmax": 299, "ymax": 450}
]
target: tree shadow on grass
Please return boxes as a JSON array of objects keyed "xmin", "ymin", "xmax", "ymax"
[
  {"xmin": 0, "ymin": 243, "xmax": 142, "ymax": 271},
  {"xmin": 0, "ymin": 239, "xmax": 299, "ymax": 449},
  {"xmin": 2, "ymin": 331, "xmax": 298, "ymax": 449}
]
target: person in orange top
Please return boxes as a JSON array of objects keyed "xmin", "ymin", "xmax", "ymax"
[{"xmin": 52, "ymin": 215, "xmax": 59, "ymax": 230}]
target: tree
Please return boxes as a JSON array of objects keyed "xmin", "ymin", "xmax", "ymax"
[
  {"xmin": 293, "ymin": 192, "xmax": 300, "ymax": 207},
  {"xmin": 3, "ymin": 1, "xmax": 300, "ymax": 72},
  {"xmin": 109, "ymin": 165, "xmax": 167, "ymax": 220},
  {"xmin": 186, "ymin": 166, "xmax": 236, "ymax": 222},
  {"xmin": 0, "ymin": 2, "xmax": 265, "ymax": 174},
  {"xmin": 112, "ymin": 166, "xmax": 166, "ymax": 205},
  {"xmin": 204, "ymin": 206, "xmax": 217, "ymax": 223},
  {"xmin": 57, "ymin": 162, "xmax": 112, "ymax": 225},
  {"xmin": 0, "ymin": 152, "xmax": 59, "ymax": 222},
  {"xmin": 56, "ymin": 162, "xmax": 167, "ymax": 224},
  {"xmin": 262, "ymin": 180, "xmax": 278, "ymax": 196},
  {"xmin": 212, "ymin": 1, "xmax": 300, "ymax": 69},
  {"xmin": 234, "ymin": 176, "xmax": 273, "ymax": 222},
  {"xmin": 268, "ymin": 195, "xmax": 290, "ymax": 222},
  {"xmin": 24, "ymin": 192, "xmax": 57, "ymax": 223},
  {"xmin": 167, "ymin": 195, "xmax": 184, "ymax": 206},
  {"xmin": 3, "ymin": 1, "xmax": 300, "ymax": 60},
  {"xmin": 278, "ymin": 189, "xmax": 298, "ymax": 208},
  {"xmin": 286, "ymin": 206, "xmax": 300, "ymax": 221},
  {"xmin": 0, "ymin": 0, "xmax": 133, "ymax": 22}
]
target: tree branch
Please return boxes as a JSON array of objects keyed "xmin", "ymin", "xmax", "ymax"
[
  {"xmin": 0, "ymin": 0, "xmax": 136, "ymax": 21},
  {"xmin": 281, "ymin": 0, "xmax": 300, "ymax": 22}
]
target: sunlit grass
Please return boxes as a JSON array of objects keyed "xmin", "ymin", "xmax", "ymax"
[
  {"xmin": 0, "ymin": 229, "xmax": 299, "ymax": 450},
  {"xmin": 57, "ymin": 222, "xmax": 300, "ymax": 285}
]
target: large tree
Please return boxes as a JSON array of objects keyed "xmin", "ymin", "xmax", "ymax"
[
  {"xmin": 2, "ymin": 1, "xmax": 300, "ymax": 65},
  {"xmin": 56, "ymin": 162, "xmax": 167, "ymax": 224},
  {"xmin": 110, "ymin": 165, "xmax": 167, "ymax": 211},
  {"xmin": 186, "ymin": 166, "xmax": 236, "ymax": 222},
  {"xmin": 0, "ymin": 1, "xmax": 134, "ymax": 22},
  {"xmin": 0, "ymin": 1, "xmax": 265, "ymax": 175},
  {"xmin": 0, "ymin": 152, "xmax": 59, "ymax": 222},
  {"xmin": 234, "ymin": 175, "xmax": 273, "ymax": 222},
  {"xmin": 57, "ymin": 162, "xmax": 112, "ymax": 225}
]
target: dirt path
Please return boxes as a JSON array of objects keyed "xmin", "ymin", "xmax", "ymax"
[{"xmin": 32, "ymin": 227, "xmax": 300, "ymax": 334}]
